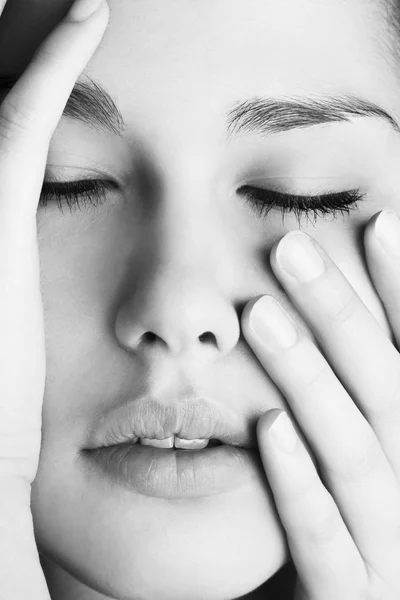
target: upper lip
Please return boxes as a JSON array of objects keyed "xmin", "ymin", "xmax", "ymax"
[{"xmin": 86, "ymin": 393, "xmax": 258, "ymax": 450}]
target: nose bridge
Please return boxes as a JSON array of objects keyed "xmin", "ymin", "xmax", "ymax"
[
  {"xmin": 115, "ymin": 184, "xmax": 240, "ymax": 358},
  {"xmin": 150, "ymin": 186, "xmax": 217, "ymax": 273}
]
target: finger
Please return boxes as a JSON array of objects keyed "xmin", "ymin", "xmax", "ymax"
[
  {"xmin": 268, "ymin": 230, "xmax": 400, "ymax": 475},
  {"xmin": 0, "ymin": 2, "xmax": 109, "ymax": 599},
  {"xmin": 258, "ymin": 409, "xmax": 367, "ymax": 600},
  {"xmin": 242, "ymin": 295, "xmax": 400, "ymax": 565},
  {"xmin": 364, "ymin": 210, "xmax": 400, "ymax": 348},
  {"xmin": 0, "ymin": 0, "xmax": 109, "ymax": 217},
  {"xmin": 0, "ymin": 0, "xmax": 109, "ymax": 484}
]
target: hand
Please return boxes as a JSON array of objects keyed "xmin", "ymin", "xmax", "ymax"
[
  {"xmin": 242, "ymin": 213, "xmax": 400, "ymax": 600},
  {"xmin": 0, "ymin": 0, "xmax": 108, "ymax": 597}
]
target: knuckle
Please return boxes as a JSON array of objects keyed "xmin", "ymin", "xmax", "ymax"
[
  {"xmin": 302, "ymin": 357, "xmax": 333, "ymax": 395},
  {"xmin": 0, "ymin": 97, "xmax": 38, "ymax": 140},
  {"xmin": 329, "ymin": 431, "xmax": 381, "ymax": 484},
  {"xmin": 326, "ymin": 287, "xmax": 359, "ymax": 328},
  {"xmin": 304, "ymin": 494, "xmax": 342, "ymax": 545}
]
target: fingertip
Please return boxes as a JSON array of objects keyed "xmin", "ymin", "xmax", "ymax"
[
  {"xmin": 257, "ymin": 408, "xmax": 286, "ymax": 439},
  {"xmin": 269, "ymin": 235, "xmax": 286, "ymax": 276},
  {"xmin": 365, "ymin": 209, "xmax": 400, "ymax": 260},
  {"xmin": 66, "ymin": 0, "xmax": 107, "ymax": 22},
  {"xmin": 363, "ymin": 210, "xmax": 382, "ymax": 248},
  {"xmin": 240, "ymin": 294, "xmax": 267, "ymax": 336}
]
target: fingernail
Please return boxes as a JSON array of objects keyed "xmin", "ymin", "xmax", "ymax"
[
  {"xmin": 249, "ymin": 295, "xmax": 298, "ymax": 350},
  {"xmin": 268, "ymin": 411, "xmax": 298, "ymax": 453},
  {"xmin": 67, "ymin": 0, "xmax": 104, "ymax": 21},
  {"xmin": 276, "ymin": 231, "xmax": 325, "ymax": 282},
  {"xmin": 374, "ymin": 210, "xmax": 400, "ymax": 257}
]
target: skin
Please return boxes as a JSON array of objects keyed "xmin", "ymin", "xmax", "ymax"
[{"xmin": 2, "ymin": 0, "xmax": 400, "ymax": 598}]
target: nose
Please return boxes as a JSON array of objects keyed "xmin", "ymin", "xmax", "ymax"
[{"xmin": 115, "ymin": 206, "xmax": 240, "ymax": 361}]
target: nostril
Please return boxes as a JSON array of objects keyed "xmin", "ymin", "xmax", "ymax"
[
  {"xmin": 198, "ymin": 331, "xmax": 217, "ymax": 345},
  {"xmin": 137, "ymin": 331, "xmax": 219, "ymax": 353},
  {"xmin": 139, "ymin": 331, "xmax": 159, "ymax": 345}
]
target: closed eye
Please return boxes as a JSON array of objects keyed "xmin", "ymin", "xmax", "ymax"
[
  {"xmin": 39, "ymin": 177, "xmax": 364, "ymax": 227},
  {"xmin": 39, "ymin": 178, "xmax": 117, "ymax": 213},
  {"xmin": 238, "ymin": 185, "xmax": 364, "ymax": 226}
]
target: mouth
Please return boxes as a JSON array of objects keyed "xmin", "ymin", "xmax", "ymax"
[
  {"xmin": 119, "ymin": 435, "xmax": 224, "ymax": 450},
  {"xmin": 85, "ymin": 395, "xmax": 258, "ymax": 451},
  {"xmin": 81, "ymin": 395, "xmax": 264, "ymax": 498}
]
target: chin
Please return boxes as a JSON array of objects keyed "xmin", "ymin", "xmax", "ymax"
[{"xmin": 32, "ymin": 463, "xmax": 289, "ymax": 600}]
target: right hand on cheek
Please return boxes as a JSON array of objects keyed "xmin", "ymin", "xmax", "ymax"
[{"xmin": 0, "ymin": 0, "xmax": 108, "ymax": 597}]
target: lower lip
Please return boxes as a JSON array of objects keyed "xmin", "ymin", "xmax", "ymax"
[{"xmin": 82, "ymin": 443, "xmax": 264, "ymax": 498}]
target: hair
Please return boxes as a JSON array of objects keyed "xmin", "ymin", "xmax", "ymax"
[{"xmin": 382, "ymin": 0, "xmax": 400, "ymax": 64}]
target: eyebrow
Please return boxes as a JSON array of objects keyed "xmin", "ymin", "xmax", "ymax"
[
  {"xmin": 0, "ymin": 74, "xmax": 125, "ymax": 136},
  {"xmin": 0, "ymin": 74, "xmax": 398, "ymax": 138},
  {"xmin": 227, "ymin": 96, "xmax": 400, "ymax": 136}
]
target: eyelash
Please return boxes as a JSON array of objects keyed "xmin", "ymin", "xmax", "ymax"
[
  {"xmin": 238, "ymin": 186, "xmax": 363, "ymax": 226},
  {"xmin": 39, "ymin": 179, "xmax": 117, "ymax": 213},
  {"xmin": 39, "ymin": 178, "xmax": 363, "ymax": 224}
]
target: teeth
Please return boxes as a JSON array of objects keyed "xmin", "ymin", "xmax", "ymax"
[
  {"xmin": 138, "ymin": 435, "xmax": 211, "ymax": 450},
  {"xmin": 174, "ymin": 437, "xmax": 209, "ymax": 450},
  {"xmin": 140, "ymin": 436, "xmax": 174, "ymax": 448}
]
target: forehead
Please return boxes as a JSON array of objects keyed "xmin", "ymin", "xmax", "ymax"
[
  {"xmin": 101, "ymin": 0, "xmax": 384, "ymax": 84},
  {"xmin": 0, "ymin": 1, "xmax": 393, "ymax": 91},
  {"xmin": 89, "ymin": 0, "xmax": 399, "ymax": 126},
  {"xmin": 1, "ymin": 0, "xmax": 398, "ymax": 127}
]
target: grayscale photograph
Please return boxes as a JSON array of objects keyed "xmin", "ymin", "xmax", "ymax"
[{"xmin": 0, "ymin": 0, "xmax": 399, "ymax": 598}]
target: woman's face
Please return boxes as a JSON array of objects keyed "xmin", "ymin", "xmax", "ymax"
[{"xmin": 2, "ymin": 0, "xmax": 400, "ymax": 598}]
